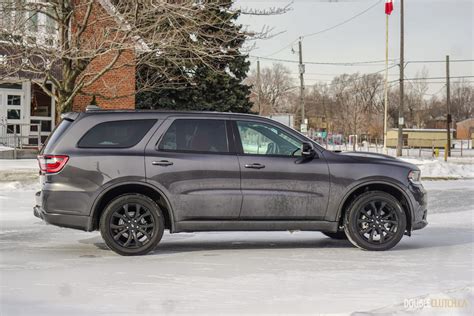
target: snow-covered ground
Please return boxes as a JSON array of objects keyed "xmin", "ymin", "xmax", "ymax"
[
  {"xmin": 401, "ymin": 157, "xmax": 474, "ymax": 179},
  {"xmin": 1, "ymin": 177, "xmax": 473, "ymax": 315}
]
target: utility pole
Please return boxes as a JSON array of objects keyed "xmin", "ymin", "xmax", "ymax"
[
  {"xmin": 446, "ymin": 55, "xmax": 451, "ymax": 158},
  {"xmin": 256, "ymin": 58, "xmax": 261, "ymax": 115},
  {"xmin": 298, "ymin": 37, "xmax": 306, "ymax": 133},
  {"xmin": 396, "ymin": 0, "xmax": 405, "ymax": 157}
]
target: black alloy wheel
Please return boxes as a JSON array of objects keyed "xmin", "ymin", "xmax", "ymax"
[
  {"xmin": 100, "ymin": 194, "xmax": 164, "ymax": 256},
  {"xmin": 344, "ymin": 191, "xmax": 406, "ymax": 251}
]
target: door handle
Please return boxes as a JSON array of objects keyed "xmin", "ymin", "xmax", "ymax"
[
  {"xmin": 152, "ymin": 160, "xmax": 173, "ymax": 166},
  {"xmin": 244, "ymin": 163, "xmax": 265, "ymax": 169}
]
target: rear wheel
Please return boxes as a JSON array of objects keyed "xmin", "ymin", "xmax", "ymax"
[
  {"xmin": 100, "ymin": 194, "xmax": 164, "ymax": 256},
  {"xmin": 344, "ymin": 191, "xmax": 406, "ymax": 251},
  {"xmin": 322, "ymin": 231, "xmax": 347, "ymax": 240}
]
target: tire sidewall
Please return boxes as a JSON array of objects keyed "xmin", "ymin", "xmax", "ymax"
[
  {"xmin": 344, "ymin": 191, "xmax": 407, "ymax": 251},
  {"xmin": 100, "ymin": 194, "xmax": 164, "ymax": 256}
]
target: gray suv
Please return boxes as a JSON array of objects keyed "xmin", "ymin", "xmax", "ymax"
[{"xmin": 34, "ymin": 110, "xmax": 427, "ymax": 255}]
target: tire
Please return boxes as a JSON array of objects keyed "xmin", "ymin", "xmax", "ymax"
[
  {"xmin": 322, "ymin": 231, "xmax": 348, "ymax": 240},
  {"xmin": 343, "ymin": 191, "xmax": 407, "ymax": 251},
  {"xmin": 100, "ymin": 194, "xmax": 164, "ymax": 256}
]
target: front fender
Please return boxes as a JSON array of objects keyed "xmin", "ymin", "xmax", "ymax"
[{"xmin": 327, "ymin": 177, "xmax": 415, "ymax": 228}]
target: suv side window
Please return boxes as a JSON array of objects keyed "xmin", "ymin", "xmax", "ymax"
[
  {"xmin": 158, "ymin": 119, "xmax": 229, "ymax": 153},
  {"xmin": 236, "ymin": 120, "xmax": 302, "ymax": 156},
  {"xmin": 77, "ymin": 119, "xmax": 156, "ymax": 148}
]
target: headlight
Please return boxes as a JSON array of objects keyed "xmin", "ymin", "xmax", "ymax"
[{"xmin": 408, "ymin": 170, "xmax": 421, "ymax": 183}]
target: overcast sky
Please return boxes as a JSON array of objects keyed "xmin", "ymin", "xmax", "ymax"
[{"xmin": 236, "ymin": 0, "xmax": 473, "ymax": 95}]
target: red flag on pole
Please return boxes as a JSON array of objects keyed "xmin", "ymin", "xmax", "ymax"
[{"xmin": 385, "ymin": 0, "xmax": 394, "ymax": 15}]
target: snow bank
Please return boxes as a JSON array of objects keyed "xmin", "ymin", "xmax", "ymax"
[
  {"xmin": 0, "ymin": 180, "xmax": 39, "ymax": 192},
  {"xmin": 0, "ymin": 145, "xmax": 14, "ymax": 152},
  {"xmin": 402, "ymin": 157, "xmax": 474, "ymax": 179},
  {"xmin": 0, "ymin": 159, "xmax": 38, "ymax": 171}
]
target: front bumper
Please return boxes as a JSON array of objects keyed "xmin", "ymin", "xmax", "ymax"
[
  {"xmin": 34, "ymin": 191, "xmax": 93, "ymax": 231},
  {"xmin": 408, "ymin": 182, "xmax": 428, "ymax": 231}
]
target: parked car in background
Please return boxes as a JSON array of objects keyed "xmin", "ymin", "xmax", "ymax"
[{"xmin": 34, "ymin": 110, "xmax": 428, "ymax": 255}]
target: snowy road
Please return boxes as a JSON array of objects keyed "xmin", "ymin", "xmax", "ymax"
[{"xmin": 1, "ymin": 180, "xmax": 473, "ymax": 315}]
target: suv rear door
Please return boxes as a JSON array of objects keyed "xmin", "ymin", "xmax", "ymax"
[{"xmin": 145, "ymin": 116, "xmax": 242, "ymax": 221}]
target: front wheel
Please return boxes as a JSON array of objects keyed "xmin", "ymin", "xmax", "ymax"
[
  {"xmin": 100, "ymin": 194, "xmax": 164, "ymax": 256},
  {"xmin": 344, "ymin": 191, "xmax": 406, "ymax": 251}
]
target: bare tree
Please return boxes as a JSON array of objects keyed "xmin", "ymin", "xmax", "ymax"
[
  {"xmin": 450, "ymin": 80, "xmax": 474, "ymax": 121},
  {"xmin": 245, "ymin": 63, "xmax": 294, "ymax": 115},
  {"xmin": 0, "ymin": 0, "xmax": 281, "ymax": 116}
]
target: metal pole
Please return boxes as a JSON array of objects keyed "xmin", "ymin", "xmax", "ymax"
[
  {"xmin": 13, "ymin": 127, "xmax": 17, "ymax": 159},
  {"xmin": 256, "ymin": 59, "xmax": 261, "ymax": 115},
  {"xmin": 396, "ymin": 0, "xmax": 405, "ymax": 157},
  {"xmin": 298, "ymin": 37, "xmax": 305, "ymax": 132},
  {"xmin": 446, "ymin": 55, "xmax": 451, "ymax": 158},
  {"xmin": 383, "ymin": 14, "xmax": 389, "ymax": 153}
]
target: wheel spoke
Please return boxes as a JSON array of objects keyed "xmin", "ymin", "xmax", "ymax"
[
  {"xmin": 136, "ymin": 210, "xmax": 151, "ymax": 222},
  {"xmin": 124, "ymin": 204, "xmax": 134, "ymax": 219},
  {"xmin": 131, "ymin": 231, "xmax": 140, "ymax": 246},
  {"xmin": 135, "ymin": 204, "xmax": 142, "ymax": 218},
  {"xmin": 123, "ymin": 233, "xmax": 133, "ymax": 247},
  {"xmin": 379, "ymin": 201, "xmax": 387, "ymax": 213},
  {"xmin": 378, "ymin": 228, "xmax": 385, "ymax": 243},
  {"xmin": 370, "ymin": 202, "xmax": 378, "ymax": 216},
  {"xmin": 110, "ymin": 224, "xmax": 125, "ymax": 230},
  {"xmin": 360, "ymin": 226, "xmax": 372, "ymax": 234},
  {"xmin": 369, "ymin": 229, "xmax": 375, "ymax": 241},
  {"xmin": 113, "ymin": 228, "xmax": 128, "ymax": 240},
  {"xmin": 137, "ymin": 228, "xmax": 152, "ymax": 241},
  {"xmin": 360, "ymin": 209, "xmax": 371, "ymax": 218}
]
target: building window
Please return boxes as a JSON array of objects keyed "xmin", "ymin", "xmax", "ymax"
[
  {"xmin": 31, "ymin": 83, "xmax": 52, "ymax": 117},
  {"xmin": 7, "ymin": 95, "xmax": 21, "ymax": 106},
  {"xmin": 7, "ymin": 109, "xmax": 21, "ymax": 120}
]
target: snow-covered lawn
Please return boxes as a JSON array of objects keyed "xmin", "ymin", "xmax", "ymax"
[
  {"xmin": 401, "ymin": 157, "xmax": 474, "ymax": 179},
  {"xmin": 1, "ymin": 179, "xmax": 473, "ymax": 315}
]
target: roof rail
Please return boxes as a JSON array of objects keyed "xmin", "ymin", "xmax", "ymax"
[{"xmin": 85, "ymin": 105, "xmax": 102, "ymax": 112}]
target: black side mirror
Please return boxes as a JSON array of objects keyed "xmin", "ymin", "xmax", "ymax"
[{"xmin": 301, "ymin": 142, "xmax": 316, "ymax": 158}]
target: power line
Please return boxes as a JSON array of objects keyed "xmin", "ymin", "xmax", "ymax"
[
  {"xmin": 262, "ymin": 0, "xmax": 382, "ymax": 58},
  {"xmin": 303, "ymin": 0, "xmax": 382, "ymax": 39},
  {"xmin": 388, "ymin": 75, "xmax": 474, "ymax": 83},
  {"xmin": 407, "ymin": 59, "xmax": 474, "ymax": 64},
  {"xmin": 250, "ymin": 55, "xmax": 398, "ymax": 66},
  {"xmin": 250, "ymin": 55, "xmax": 473, "ymax": 67}
]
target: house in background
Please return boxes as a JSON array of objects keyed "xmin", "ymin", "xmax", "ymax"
[
  {"xmin": 456, "ymin": 118, "xmax": 474, "ymax": 140},
  {"xmin": 0, "ymin": 0, "xmax": 135, "ymax": 148}
]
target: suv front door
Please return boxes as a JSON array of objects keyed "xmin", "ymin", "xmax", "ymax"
[
  {"xmin": 233, "ymin": 119, "xmax": 330, "ymax": 220},
  {"xmin": 145, "ymin": 117, "xmax": 242, "ymax": 222}
]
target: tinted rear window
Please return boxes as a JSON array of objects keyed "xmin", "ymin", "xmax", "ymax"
[
  {"xmin": 41, "ymin": 119, "xmax": 73, "ymax": 153},
  {"xmin": 78, "ymin": 119, "xmax": 156, "ymax": 148},
  {"xmin": 158, "ymin": 119, "xmax": 229, "ymax": 153}
]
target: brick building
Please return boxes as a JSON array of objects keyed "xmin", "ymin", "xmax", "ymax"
[
  {"xmin": 456, "ymin": 118, "xmax": 474, "ymax": 140},
  {"xmin": 0, "ymin": 0, "xmax": 135, "ymax": 146}
]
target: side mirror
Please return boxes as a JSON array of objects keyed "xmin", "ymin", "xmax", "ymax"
[{"xmin": 301, "ymin": 142, "xmax": 316, "ymax": 158}]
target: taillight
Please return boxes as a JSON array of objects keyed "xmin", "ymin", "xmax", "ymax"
[{"xmin": 37, "ymin": 155, "xmax": 69, "ymax": 174}]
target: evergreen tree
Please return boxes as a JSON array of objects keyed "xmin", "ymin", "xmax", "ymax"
[{"xmin": 136, "ymin": 1, "xmax": 252, "ymax": 113}]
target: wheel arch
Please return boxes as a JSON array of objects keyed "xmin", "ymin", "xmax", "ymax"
[
  {"xmin": 90, "ymin": 181, "xmax": 175, "ymax": 232},
  {"xmin": 336, "ymin": 181, "xmax": 414, "ymax": 233}
]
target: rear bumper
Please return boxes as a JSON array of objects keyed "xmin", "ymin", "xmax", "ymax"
[{"xmin": 34, "ymin": 191, "xmax": 93, "ymax": 231}]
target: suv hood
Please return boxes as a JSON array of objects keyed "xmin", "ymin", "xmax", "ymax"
[{"xmin": 334, "ymin": 151, "xmax": 419, "ymax": 170}]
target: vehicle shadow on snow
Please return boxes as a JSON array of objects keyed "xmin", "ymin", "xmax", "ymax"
[
  {"xmin": 82, "ymin": 226, "xmax": 473, "ymax": 255},
  {"xmin": 151, "ymin": 235, "xmax": 354, "ymax": 255}
]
